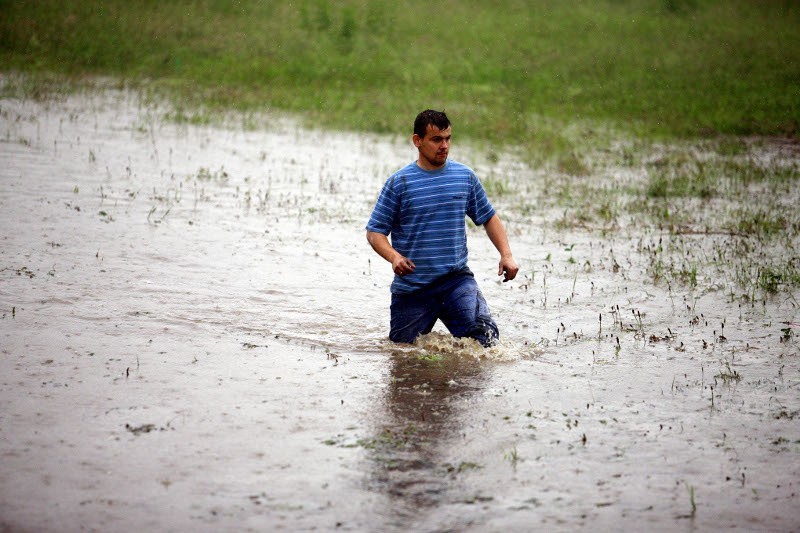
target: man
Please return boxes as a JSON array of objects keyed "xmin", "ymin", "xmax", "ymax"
[{"xmin": 366, "ymin": 109, "xmax": 519, "ymax": 347}]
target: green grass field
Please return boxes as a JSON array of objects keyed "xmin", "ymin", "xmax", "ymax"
[{"xmin": 1, "ymin": 0, "xmax": 798, "ymax": 150}]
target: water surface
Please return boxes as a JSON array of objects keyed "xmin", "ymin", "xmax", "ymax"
[{"xmin": 1, "ymin": 90, "xmax": 798, "ymax": 531}]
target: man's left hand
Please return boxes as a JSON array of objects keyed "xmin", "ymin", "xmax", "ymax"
[{"xmin": 498, "ymin": 256, "xmax": 519, "ymax": 282}]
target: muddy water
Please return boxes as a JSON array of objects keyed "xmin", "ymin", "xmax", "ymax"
[{"xmin": 1, "ymin": 90, "xmax": 798, "ymax": 531}]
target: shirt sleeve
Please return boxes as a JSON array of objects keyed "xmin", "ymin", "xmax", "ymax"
[
  {"xmin": 467, "ymin": 172, "xmax": 495, "ymax": 226},
  {"xmin": 366, "ymin": 176, "xmax": 399, "ymax": 235}
]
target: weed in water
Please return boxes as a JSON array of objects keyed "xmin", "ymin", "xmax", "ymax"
[
  {"xmin": 504, "ymin": 446, "xmax": 520, "ymax": 468},
  {"xmin": 685, "ymin": 482, "xmax": 697, "ymax": 518},
  {"xmin": 715, "ymin": 359, "xmax": 741, "ymax": 385},
  {"xmin": 482, "ymin": 175, "xmax": 513, "ymax": 197},
  {"xmin": 445, "ymin": 462, "xmax": 483, "ymax": 475}
]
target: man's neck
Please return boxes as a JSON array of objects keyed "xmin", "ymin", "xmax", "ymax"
[{"xmin": 416, "ymin": 158, "xmax": 446, "ymax": 171}]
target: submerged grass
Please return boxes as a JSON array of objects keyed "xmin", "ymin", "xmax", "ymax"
[
  {"xmin": 1, "ymin": 0, "xmax": 798, "ymax": 158},
  {"xmin": 645, "ymin": 148, "xmax": 800, "ymax": 200},
  {"xmin": 518, "ymin": 134, "xmax": 800, "ymax": 299}
]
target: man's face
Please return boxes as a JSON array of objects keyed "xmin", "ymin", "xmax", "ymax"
[{"xmin": 414, "ymin": 124, "xmax": 451, "ymax": 170}]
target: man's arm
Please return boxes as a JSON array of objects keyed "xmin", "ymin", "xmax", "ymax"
[
  {"xmin": 483, "ymin": 214, "xmax": 519, "ymax": 282},
  {"xmin": 366, "ymin": 231, "xmax": 416, "ymax": 276}
]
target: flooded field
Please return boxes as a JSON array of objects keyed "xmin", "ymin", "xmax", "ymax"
[{"xmin": 1, "ymin": 88, "xmax": 799, "ymax": 531}]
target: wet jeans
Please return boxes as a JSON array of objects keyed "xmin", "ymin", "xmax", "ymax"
[{"xmin": 389, "ymin": 269, "xmax": 499, "ymax": 347}]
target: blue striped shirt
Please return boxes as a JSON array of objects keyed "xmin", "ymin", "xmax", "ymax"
[{"xmin": 366, "ymin": 160, "xmax": 496, "ymax": 294}]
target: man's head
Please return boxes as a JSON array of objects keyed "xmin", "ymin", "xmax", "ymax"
[
  {"xmin": 413, "ymin": 109, "xmax": 450, "ymax": 139},
  {"xmin": 413, "ymin": 109, "xmax": 452, "ymax": 170}
]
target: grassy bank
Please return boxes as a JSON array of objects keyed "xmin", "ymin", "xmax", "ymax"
[{"xmin": 1, "ymin": 0, "xmax": 798, "ymax": 152}]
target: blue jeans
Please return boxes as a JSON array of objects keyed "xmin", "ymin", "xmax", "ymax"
[{"xmin": 389, "ymin": 270, "xmax": 499, "ymax": 347}]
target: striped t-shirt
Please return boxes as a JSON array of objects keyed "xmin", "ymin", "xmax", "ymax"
[{"xmin": 366, "ymin": 160, "xmax": 496, "ymax": 294}]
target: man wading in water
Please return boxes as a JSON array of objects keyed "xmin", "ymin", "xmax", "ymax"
[{"xmin": 366, "ymin": 109, "xmax": 519, "ymax": 347}]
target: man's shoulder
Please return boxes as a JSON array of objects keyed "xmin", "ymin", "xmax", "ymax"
[
  {"xmin": 390, "ymin": 161, "xmax": 419, "ymax": 177},
  {"xmin": 446, "ymin": 159, "xmax": 471, "ymax": 171},
  {"xmin": 444, "ymin": 160, "xmax": 477, "ymax": 177},
  {"xmin": 385, "ymin": 162, "xmax": 420, "ymax": 187}
]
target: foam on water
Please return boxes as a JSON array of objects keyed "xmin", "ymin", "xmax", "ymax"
[{"xmin": 406, "ymin": 332, "xmax": 543, "ymax": 363}]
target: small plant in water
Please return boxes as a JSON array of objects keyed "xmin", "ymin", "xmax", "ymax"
[
  {"xmin": 686, "ymin": 482, "xmax": 697, "ymax": 518},
  {"xmin": 446, "ymin": 461, "xmax": 483, "ymax": 475},
  {"xmin": 504, "ymin": 446, "xmax": 520, "ymax": 468},
  {"xmin": 715, "ymin": 359, "xmax": 741, "ymax": 384}
]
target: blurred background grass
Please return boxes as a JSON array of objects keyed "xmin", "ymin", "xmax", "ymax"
[{"xmin": 1, "ymin": 0, "xmax": 798, "ymax": 152}]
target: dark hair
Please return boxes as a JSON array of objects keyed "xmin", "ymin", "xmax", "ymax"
[{"xmin": 413, "ymin": 109, "xmax": 450, "ymax": 138}]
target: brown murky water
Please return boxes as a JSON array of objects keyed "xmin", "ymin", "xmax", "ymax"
[{"xmin": 1, "ymin": 89, "xmax": 798, "ymax": 531}]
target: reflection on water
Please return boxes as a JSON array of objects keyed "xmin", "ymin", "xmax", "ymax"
[{"xmin": 369, "ymin": 335, "xmax": 489, "ymax": 527}]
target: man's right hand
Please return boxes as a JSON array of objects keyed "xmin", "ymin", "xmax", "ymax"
[
  {"xmin": 366, "ymin": 231, "xmax": 416, "ymax": 276},
  {"xmin": 392, "ymin": 256, "xmax": 416, "ymax": 276}
]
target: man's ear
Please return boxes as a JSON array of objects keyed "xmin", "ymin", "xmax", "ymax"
[{"xmin": 412, "ymin": 134, "xmax": 421, "ymax": 148}]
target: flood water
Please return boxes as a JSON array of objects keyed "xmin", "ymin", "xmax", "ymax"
[{"xmin": 1, "ymin": 89, "xmax": 798, "ymax": 531}]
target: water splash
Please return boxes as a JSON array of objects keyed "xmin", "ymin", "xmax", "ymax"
[{"xmin": 407, "ymin": 332, "xmax": 542, "ymax": 362}]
